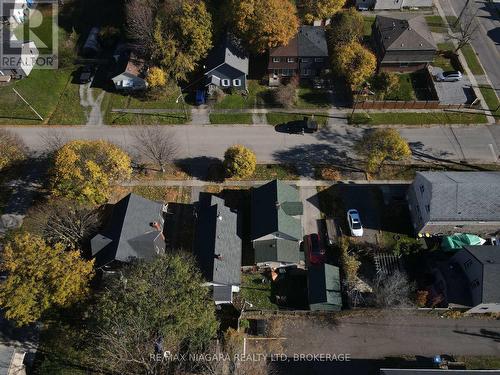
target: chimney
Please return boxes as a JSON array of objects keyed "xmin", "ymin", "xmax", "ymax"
[{"xmin": 150, "ymin": 222, "xmax": 161, "ymax": 231}]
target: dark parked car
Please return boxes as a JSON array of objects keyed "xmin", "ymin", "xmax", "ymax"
[
  {"xmin": 79, "ymin": 65, "xmax": 95, "ymax": 84},
  {"xmin": 304, "ymin": 233, "xmax": 326, "ymax": 264},
  {"xmin": 275, "ymin": 116, "xmax": 319, "ymax": 134}
]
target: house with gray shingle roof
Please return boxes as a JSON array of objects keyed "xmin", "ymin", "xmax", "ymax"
[
  {"xmin": 374, "ymin": 14, "xmax": 437, "ymax": 72},
  {"xmin": 193, "ymin": 193, "xmax": 242, "ymax": 304},
  {"xmin": 251, "ymin": 180, "xmax": 304, "ymax": 266},
  {"xmin": 90, "ymin": 193, "xmax": 166, "ymax": 270},
  {"xmin": 268, "ymin": 26, "xmax": 329, "ymax": 85},
  {"xmin": 407, "ymin": 172, "xmax": 500, "ymax": 236},
  {"xmin": 204, "ymin": 33, "xmax": 249, "ymax": 93},
  {"xmin": 436, "ymin": 245, "xmax": 500, "ymax": 313}
]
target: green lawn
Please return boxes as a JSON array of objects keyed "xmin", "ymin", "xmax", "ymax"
[
  {"xmin": 248, "ymin": 164, "xmax": 299, "ymax": 181},
  {"xmin": 385, "ymin": 74, "xmax": 416, "ymax": 101},
  {"xmin": 0, "ymin": 69, "xmax": 75, "ymax": 125},
  {"xmin": 425, "ymin": 15, "xmax": 446, "ymax": 33},
  {"xmin": 102, "ymin": 90, "xmax": 190, "ymax": 125},
  {"xmin": 348, "ymin": 111, "xmax": 488, "ymax": 125},
  {"xmin": 433, "ymin": 53, "xmax": 455, "ymax": 72},
  {"xmin": 214, "ymin": 80, "xmax": 271, "ymax": 109},
  {"xmin": 266, "ymin": 112, "xmax": 328, "ymax": 126},
  {"xmin": 48, "ymin": 81, "xmax": 88, "ymax": 125},
  {"xmin": 479, "ymin": 85, "xmax": 500, "ymax": 118},
  {"xmin": 437, "ymin": 42, "xmax": 454, "ymax": 52},
  {"xmin": 460, "ymin": 44, "xmax": 485, "ymax": 75},
  {"xmin": 363, "ymin": 16, "xmax": 376, "ymax": 38},
  {"xmin": 296, "ymin": 87, "xmax": 332, "ymax": 108},
  {"xmin": 240, "ymin": 273, "xmax": 278, "ymax": 310},
  {"xmin": 209, "ymin": 113, "xmax": 253, "ymax": 124}
]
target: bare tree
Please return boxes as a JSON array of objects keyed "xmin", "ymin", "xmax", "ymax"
[
  {"xmin": 449, "ymin": 3, "xmax": 479, "ymax": 52},
  {"xmin": 130, "ymin": 125, "xmax": 179, "ymax": 172},
  {"xmin": 27, "ymin": 199, "xmax": 102, "ymax": 250},
  {"xmin": 372, "ymin": 271, "xmax": 415, "ymax": 308},
  {"xmin": 125, "ymin": 0, "xmax": 157, "ymax": 57},
  {"xmin": 40, "ymin": 129, "xmax": 69, "ymax": 154}
]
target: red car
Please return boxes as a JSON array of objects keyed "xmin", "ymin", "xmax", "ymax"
[{"xmin": 304, "ymin": 233, "xmax": 326, "ymax": 264}]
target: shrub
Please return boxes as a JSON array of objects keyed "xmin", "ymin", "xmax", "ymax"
[
  {"xmin": 146, "ymin": 67, "xmax": 167, "ymax": 88},
  {"xmin": 273, "ymin": 76, "xmax": 298, "ymax": 108},
  {"xmin": 223, "ymin": 145, "xmax": 257, "ymax": 178}
]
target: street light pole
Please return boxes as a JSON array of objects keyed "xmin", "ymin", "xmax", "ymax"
[{"xmin": 175, "ymin": 87, "xmax": 188, "ymax": 120}]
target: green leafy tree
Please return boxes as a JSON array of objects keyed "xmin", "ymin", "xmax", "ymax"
[
  {"xmin": 0, "ymin": 129, "xmax": 26, "ymax": 171},
  {"xmin": 146, "ymin": 66, "xmax": 167, "ymax": 87},
  {"xmin": 129, "ymin": 0, "xmax": 213, "ymax": 81},
  {"xmin": 0, "ymin": 233, "xmax": 94, "ymax": 326},
  {"xmin": 223, "ymin": 145, "xmax": 257, "ymax": 178},
  {"xmin": 50, "ymin": 140, "xmax": 132, "ymax": 205},
  {"xmin": 332, "ymin": 41, "xmax": 376, "ymax": 86},
  {"xmin": 355, "ymin": 128, "xmax": 412, "ymax": 173},
  {"xmin": 301, "ymin": 0, "xmax": 346, "ymax": 23},
  {"xmin": 230, "ymin": 0, "xmax": 299, "ymax": 53},
  {"xmin": 327, "ymin": 8, "xmax": 364, "ymax": 48},
  {"xmin": 91, "ymin": 254, "xmax": 218, "ymax": 375}
]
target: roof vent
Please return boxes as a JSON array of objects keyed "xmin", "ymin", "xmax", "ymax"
[
  {"xmin": 486, "ymin": 259, "xmax": 495, "ymax": 264},
  {"xmin": 215, "ymin": 254, "xmax": 223, "ymax": 260},
  {"xmin": 217, "ymin": 213, "xmax": 223, "ymax": 221},
  {"xmin": 275, "ymin": 201, "xmax": 281, "ymax": 210},
  {"xmin": 401, "ymin": 43, "xmax": 404, "ymax": 47}
]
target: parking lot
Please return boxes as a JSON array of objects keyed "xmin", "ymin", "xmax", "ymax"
[{"xmin": 430, "ymin": 66, "xmax": 476, "ymax": 105}]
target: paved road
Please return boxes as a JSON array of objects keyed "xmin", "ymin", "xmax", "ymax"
[
  {"xmin": 5, "ymin": 124, "xmax": 500, "ymax": 165},
  {"xmin": 282, "ymin": 311, "xmax": 500, "ymax": 359},
  {"xmin": 439, "ymin": 0, "xmax": 500, "ymax": 90}
]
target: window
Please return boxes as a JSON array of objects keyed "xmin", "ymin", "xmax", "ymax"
[
  {"xmin": 282, "ymin": 69, "xmax": 292, "ymax": 76},
  {"xmin": 464, "ymin": 259, "xmax": 473, "ymax": 269},
  {"xmin": 419, "ymin": 185, "xmax": 425, "ymax": 194},
  {"xmin": 470, "ymin": 279, "xmax": 480, "ymax": 288},
  {"xmin": 287, "ymin": 57, "xmax": 295, "ymax": 63},
  {"xmin": 301, "ymin": 58, "xmax": 310, "ymax": 63},
  {"xmin": 314, "ymin": 58, "xmax": 324, "ymax": 63},
  {"xmin": 273, "ymin": 57, "xmax": 280, "ymax": 63},
  {"xmin": 425, "ymin": 204, "xmax": 430, "ymax": 213},
  {"xmin": 221, "ymin": 79, "xmax": 230, "ymax": 87},
  {"xmin": 233, "ymin": 79, "xmax": 241, "ymax": 87},
  {"xmin": 301, "ymin": 68, "xmax": 310, "ymax": 76},
  {"xmin": 400, "ymin": 62, "xmax": 409, "ymax": 67}
]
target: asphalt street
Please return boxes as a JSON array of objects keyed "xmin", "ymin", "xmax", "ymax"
[
  {"xmin": 282, "ymin": 311, "xmax": 500, "ymax": 359},
  {"xmin": 5, "ymin": 124, "xmax": 500, "ymax": 166},
  {"xmin": 439, "ymin": 0, "xmax": 500, "ymax": 89}
]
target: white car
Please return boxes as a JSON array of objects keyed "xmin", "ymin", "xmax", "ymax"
[
  {"xmin": 436, "ymin": 71, "xmax": 462, "ymax": 82},
  {"xmin": 347, "ymin": 209, "xmax": 364, "ymax": 237}
]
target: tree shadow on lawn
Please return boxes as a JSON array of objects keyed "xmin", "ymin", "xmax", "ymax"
[{"xmin": 174, "ymin": 156, "xmax": 223, "ymax": 181}]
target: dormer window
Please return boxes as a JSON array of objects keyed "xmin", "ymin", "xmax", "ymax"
[
  {"xmin": 273, "ymin": 57, "xmax": 280, "ymax": 63},
  {"xmin": 287, "ymin": 57, "xmax": 295, "ymax": 63}
]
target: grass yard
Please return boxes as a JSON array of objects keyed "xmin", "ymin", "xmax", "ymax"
[
  {"xmin": 363, "ymin": 16, "xmax": 376, "ymax": 38},
  {"xmin": 240, "ymin": 272, "xmax": 278, "ymax": 310},
  {"xmin": 425, "ymin": 15, "xmax": 446, "ymax": 33},
  {"xmin": 296, "ymin": 87, "xmax": 332, "ymax": 108},
  {"xmin": 0, "ymin": 69, "xmax": 76, "ymax": 125},
  {"xmin": 456, "ymin": 356, "xmax": 500, "ymax": 370},
  {"xmin": 266, "ymin": 112, "xmax": 328, "ymax": 126},
  {"xmin": 48, "ymin": 81, "xmax": 88, "ymax": 125},
  {"xmin": 461, "ymin": 44, "xmax": 485, "ymax": 75},
  {"xmin": 209, "ymin": 113, "xmax": 253, "ymax": 124},
  {"xmin": 437, "ymin": 42, "xmax": 454, "ymax": 52},
  {"xmin": 348, "ymin": 111, "xmax": 488, "ymax": 125},
  {"xmin": 432, "ymin": 53, "xmax": 455, "ymax": 72},
  {"xmin": 131, "ymin": 186, "xmax": 191, "ymax": 203},
  {"xmin": 214, "ymin": 80, "xmax": 271, "ymax": 109},
  {"xmin": 386, "ymin": 74, "xmax": 415, "ymax": 101},
  {"xmin": 248, "ymin": 164, "xmax": 299, "ymax": 181},
  {"xmin": 479, "ymin": 85, "xmax": 500, "ymax": 119}
]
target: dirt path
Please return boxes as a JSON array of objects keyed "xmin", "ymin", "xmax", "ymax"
[{"xmin": 79, "ymin": 83, "xmax": 105, "ymax": 126}]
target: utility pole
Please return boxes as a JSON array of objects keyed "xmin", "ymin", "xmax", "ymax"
[
  {"xmin": 12, "ymin": 88, "xmax": 43, "ymax": 121},
  {"xmin": 453, "ymin": 0, "xmax": 472, "ymax": 29}
]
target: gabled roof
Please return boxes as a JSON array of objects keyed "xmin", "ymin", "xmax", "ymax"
[
  {"xmin": 308, "ymin": 263, "xmax": 342, "ymax": 309},
  {"xmin": 464, "ymin": 245, "xmax": 500, "ymax": 303},
  {"xmin": 270, "ymin": 26, "xmax": 328, "ymax": 57},
  {"xmin": 194, "ymin": 194, "xmax": 242, "ymax": 286},
  {"xmin": 376, "ymin": 14, "xmax": 437, "ymax": 51},
  {"xmin": 298, "ymin": 26, "xmax": 329, "ymax": 57},
  {"xmin": 415, "ymin": 172, "xmax": 500, "ymax": 222},
  {"xmin": 251, "ymin": 180, "xmax": 303, "ymax": 241},
  {"xmin": 253, "ymin": 239, "xmax": 303, "ymax": 264},
  {"xmin": 205, "ymin": 33, "xmax": 249, "ymax": 75},
  {"xmin": 91, "ymin": 193, "xmax": 165, "ymax": 268},
  {"xmin": 112, "ymin": 52, "xmax": 145, "ymax": 80}
]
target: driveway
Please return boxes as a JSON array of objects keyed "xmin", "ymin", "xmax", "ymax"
[
  {"xmin": 281, "ymin": 311, "xmax": 500, "ymax": 359},
  {"xmin": 430, "ymin": 66, "xmax": 475, "ymax": 105},
  {"xmin": 300, "ymin": 186, "xmax": 322, "ymax": 237}
]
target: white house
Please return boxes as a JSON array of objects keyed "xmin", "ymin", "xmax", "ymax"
[
  {"xmin": 0, "ymin": 41, "xmax": 39, "ymax": 78},
  {"xmin": 111, "ymin": 53, "xmax": 147, "ymax": 91}
]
